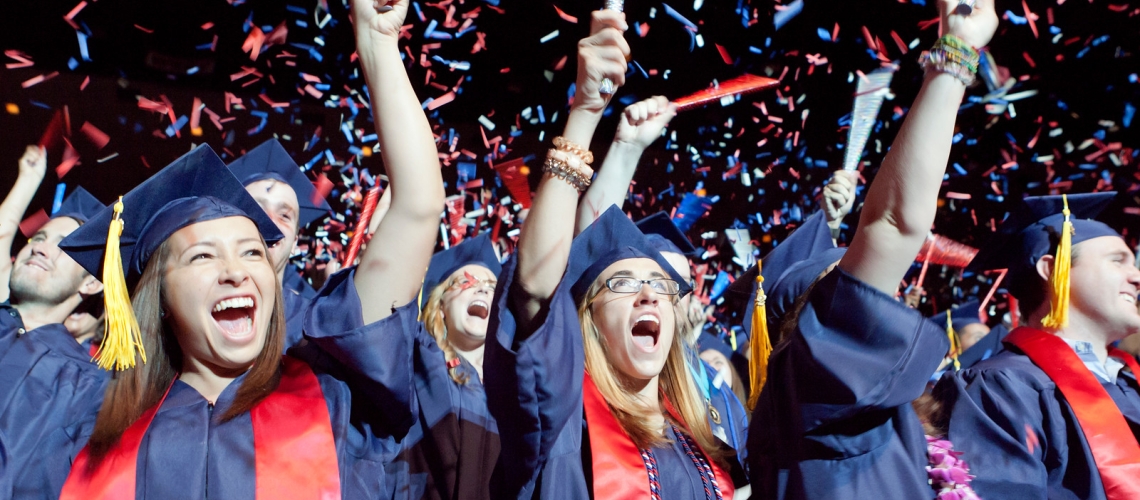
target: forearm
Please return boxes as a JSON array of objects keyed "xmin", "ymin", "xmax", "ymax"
[
  {"xmin": 352, "ymin": 30, "xmax": 444, "ymax": 322},
  {"xmin": 575, "ymin": 141, "xmax": 642, "ymax": 234},
  {"xmin": 514, "ymin": 108, "xmax": 603, "ymax": 325},
  {"xmin": 841, "ymin": 71, "xmax": 966, "ymax": 293},
  {"xmin": 357, "ymin": 39, "xmax": 444, "ymax": 221},
  {"xmin": 0, "ymin": 174, "xmax": 44, "ymax": 266}
]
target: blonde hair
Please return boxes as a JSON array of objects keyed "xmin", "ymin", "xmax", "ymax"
[
  {"xmin": 420, "ymin": 277, "xmax": 468, "ymax": 385},
  {"xmin": 578, "ymin": 272, "xmax": 729, "ymax": 469}
]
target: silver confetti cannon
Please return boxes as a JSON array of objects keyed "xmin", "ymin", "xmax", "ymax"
[{"xmin": 843, "ymin": 67, "xmax": 896, "ymax": 171}]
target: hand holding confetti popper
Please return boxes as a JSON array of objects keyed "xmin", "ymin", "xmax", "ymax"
[{"xmin": 598, "ymin": 0, "xmax": 624, "ymax": 95}]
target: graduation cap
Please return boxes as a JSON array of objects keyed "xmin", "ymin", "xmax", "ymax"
[
  {"xmin": 52, "ymin": 186, "xmax": 105, "ymax": 224},
  {"xmin": 697, "ymin": 331, "xmax": 734, "ymax": 361},
  {"xmin": 60, "ymin": 145, "xmax": 283, "ymax": 371},
  {"xmin": 567, "ymin": 206, "xmax": 692, "ymax": 305},
  {"xmin": 725, "ymin": 211, "xmax": 842, "ymax": 408},
  {"xmin": 727, "ymin": 211, "xmax": 840, "ymax": 334},
  {"xmin": 930, "ymin": 299, "xmax": 983, "ymax": 371},
  {"xmin": 968, "ymin": 192, "xmax": 1119, "ymax": 328},
  {"xmin": 421, "ymin": 233, "xmax": 503, "ymax": 310},
  {"xmin": 227, "ymin": 138, "xmax": 333, "ymax": 228},
  {"xmin": 636, "ymin": 212, "xmax": 700, "ymax": 258}
]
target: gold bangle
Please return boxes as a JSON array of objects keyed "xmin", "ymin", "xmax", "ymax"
[
  {"xmin": 552, "ymin": 136, "xmax": 594, "ymax": 165},
  {"xmin": 543, "ymin": 150, "xmax": 593, "ymax": 192}
]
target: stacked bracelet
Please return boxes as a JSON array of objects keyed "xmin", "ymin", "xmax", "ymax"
[
  {"xmin": 543, "ymin": 149, "xmax": 594, "ymax": 192},
  {"xmin": 919, "ymin": 34, "xmax": 979, "ymax": 87},
  {"xmin": 552, "ymin": 136, "xmax": 594, "ymax": 165}
]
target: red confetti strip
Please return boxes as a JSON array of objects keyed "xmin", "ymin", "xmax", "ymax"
[{"xmin": 19, "ymin": 209, "xmax": 49, "ymax": 238}]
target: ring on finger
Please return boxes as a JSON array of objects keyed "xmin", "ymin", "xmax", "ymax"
[{"xmin": 954, "ymin": 0, "xmax": 975, "ymax": 16}]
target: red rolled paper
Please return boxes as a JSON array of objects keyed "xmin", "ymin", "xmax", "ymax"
[
  {"xmin": 342, "ymin": 185, "xmax": 382, "ymax": 267},
  {"xmin": 673, "ymin": 74, "xmax": 779, "ymax": 112}
]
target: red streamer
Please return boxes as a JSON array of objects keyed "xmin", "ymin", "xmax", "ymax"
[{"xmin": 673, "ymin": 74, "xmax": 779, "ymax": 112}]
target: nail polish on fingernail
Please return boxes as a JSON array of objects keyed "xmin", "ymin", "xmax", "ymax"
[{"xmin": 377, "ymin": 5, "xmax": 394, "ymax": 12}]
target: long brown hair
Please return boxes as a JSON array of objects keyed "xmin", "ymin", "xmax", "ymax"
[
  {"xmin": 85, "ymin": 236, "xmax": 285, "ymax": 465},
  {"xmin": 420, "ymin": 276, "xmax": 468, "ymax": 385},
  {"xmin": 578, "ymin": 272, "xmax": 730, "ymax": 469}
]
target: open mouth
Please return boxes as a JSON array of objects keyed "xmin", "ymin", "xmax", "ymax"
[
  {"xmin": 467, "ymin": 300, "xmax": 490, "ymax": 320},
  {"xmin": 631, "ymin": 314, "xmax": 660, "ymax": 350},
  {"xmin": 212, "ymin": 296, "xmax": 256, "ymax": 339},
  {"xmin": 24, "ymin": 258, "xmax": 51, "ymax": 271},
  {"xmin": 1122, "ymin": 294, "xmax": 1137, "ymax": 305}
]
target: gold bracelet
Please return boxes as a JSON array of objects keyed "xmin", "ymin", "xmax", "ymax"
[
  {"xmin": 543, "ymin": 149, "xmax": 593, "ymax": 192},
  {"xmin": 552, "ymin": 136, "xmax": 594, "ymax": 165}
]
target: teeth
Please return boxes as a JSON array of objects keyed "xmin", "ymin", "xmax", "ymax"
[
  {"xmin": 471, "ymin": 300, "xmax": 489, "ymax": 309},
  {"xmin": 635, "ymin": 314, "xmax": 659, "ymax": 325},
  {"xmin": 1123, "ymin": 295, "xmax": 1137, "ymax": 304},
  {"xmin": 213, "ymin": 297, "xmax": 254, "ymax": 312}
]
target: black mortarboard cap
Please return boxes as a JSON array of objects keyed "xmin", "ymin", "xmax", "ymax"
[
  {"xmin": 636, "ymin": 212, "xmax": 700, "ymax": 258},
  {"xmin": 930, "ymin": 299, "xmax": 983, "ymax": 334},
  {"xmin": 52, "ymin": 186, "xmax": 105, "ymax": 224},
  {"xmin": 728, "ymin": 211, "xmax": 843, "ymax": 335},
  {"xmin": 421, "ymin": 233, "xmax": 503, "ymax": 309},
  {"xmin": 967, "ymin": 192, "xmax": 1119, "ymax": 300},
  {"xmin": 60, "ymin": 144, "xmax": 284, "ymax": 286},
  {"xmin": 227, "ymin": 138, "xmax": 332, "ymax": 228},
  {"xmin": 567, "ymin": 206, "xmax": 692, "ymax": 304}
]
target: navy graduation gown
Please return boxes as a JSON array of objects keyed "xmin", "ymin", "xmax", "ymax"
[
  {"xmin": 485, "ymin": 257, "xmax": 741, "ymax": 500},
  {"xmin": 387, "ymin": 324, "xmax": 500, "ymax": 500},
  {"xmin": 0, "ymin": 304, "xmax": 108, "ymax": 499},
  {"xmin": 281, "ymin": 270, "xmax": 316, "ymax": 352},
  {"xmin": 747, "ymin": 268, "xmax": 948, "ymax": 499},
  {"xmin": 932, "ymin": 347, "xmax": 1140, "ymax": 499},
  {"xmin": 10, "ymin": 267, "xmax": 419, "ymax": 499}
]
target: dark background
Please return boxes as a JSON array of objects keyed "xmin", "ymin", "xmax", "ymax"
[{"xmin": 1, "ymin": 0, "xmax": 1137, "ymax": 322}]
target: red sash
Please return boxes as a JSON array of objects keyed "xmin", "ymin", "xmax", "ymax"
[
  {"xmin": 61, "ymin": 357, "xmax": 341, "ymax": 499},
  {"xmin": 1005, "ymin": 327, "xmax": 1140, "ymax": 499},
  {"xmin": 583, "ymin": 371, "xmax": 734, "ymax": 500}
]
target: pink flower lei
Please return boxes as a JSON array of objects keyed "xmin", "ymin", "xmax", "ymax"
[{"xmin": 926, "ymin": 435, "xmax": 981, "ymax": 500}]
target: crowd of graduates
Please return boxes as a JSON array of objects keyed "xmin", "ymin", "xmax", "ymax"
[{"xmin": 2, "ymin": 0, "xmax": 1139, "ymax": 499}]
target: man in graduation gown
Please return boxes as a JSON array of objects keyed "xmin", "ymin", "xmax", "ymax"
[
  {"xmin": 0, "ymin": 186, "xmax": 107, "ymax": 495},
  {"xmin": 932, "ymin": 192, "xmax": 1140, "ymax": 499},
  {"xmin": 227, "ymin": 138, "xmax": 333, "ymax": 350}
]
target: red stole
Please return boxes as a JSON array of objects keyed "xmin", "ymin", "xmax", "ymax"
[
  {"xmin": 61, "ymin": 356, "xmax": 341, "ymax": 500},
  {"xmin": 1004, "ymin": 327, "xmax": 1140, "ymax": 499},
  {"xmin": 582, "ymin": 371, "xmax": 734, "ymax": 500}
]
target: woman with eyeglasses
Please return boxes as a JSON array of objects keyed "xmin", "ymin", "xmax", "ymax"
[{"xmin": 483, "ymin": 9, "xmax": 744, "ymax": 500}]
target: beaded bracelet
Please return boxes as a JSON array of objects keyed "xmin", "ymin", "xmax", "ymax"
[
  {"xmin": 543, "ymin": 149, "xmax": 593, "ymax": 192},
  {"xmin": 552, "ymin": 136, "xmax": 594, "ymax": 165},
  {"xmin": 919, "ymin": 35, "xmax": 979, "ymax": 87}
]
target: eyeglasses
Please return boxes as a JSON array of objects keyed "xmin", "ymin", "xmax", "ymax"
[
  {"xmin": 604, "ymin": 277, "xmax": 681, "ymax": 295},
  {"xmin": 450, "ymin": 274, "xmax": 497, "ymax": 292}
]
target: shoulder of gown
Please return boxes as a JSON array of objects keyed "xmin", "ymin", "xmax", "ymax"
[
  {"xmin": 484, "ymin": 255, "xmax": 585, "ymax": 500},
  {"xmin": 748, "ymin": 267, "xmax": 948, "ymax": 499},
  {"xmin": 298, "ymin": 265, "xmax": 420, "ymax": 441},
  {"xmin": 932, "ymin": 347, "xmax": 1099, "ymax": 499}
]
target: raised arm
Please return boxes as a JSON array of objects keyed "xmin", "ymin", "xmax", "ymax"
[
  {"xmin": 0, "ymin": 146, "xmax": 47, "ymax": 302},
  {"xmin": 511, "ymin": 11, "xmax": 630, "ymax": 331},
  {"xmin": 351, "ymin": 0, "xmax": 445, "ymax": 323},
  {"xmin": 838, "ymin": 0, "xmax": 997, "ymax": 294},
  {"xmin": 574, "ymin": 96, "xmax": 676, "ymax": 234}
]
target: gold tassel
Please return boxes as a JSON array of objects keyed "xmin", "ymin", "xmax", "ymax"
[
  {"xmin": 747, "ymin": 260, "xmax": 772, "ymax": 411},
  {"xmin": 95, "ymin": 197, "xmax": 146, "ymax": 371},
  {"xmin": 1042, "ymin": 194, "xmax": 1073, "ymax": 329},
  {"xmin": 945, "ymin": 310, "xmax": 961, "ymax": 371}
]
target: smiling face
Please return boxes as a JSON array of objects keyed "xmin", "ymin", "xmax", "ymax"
[
  {"xmin": 162, "ymin": 216, "xmax": 278, "ymax": 373},
  {"xmin": 1067, "ymin": 236, "xmax": 1140, "ymax": 342},
  {"xmin": 245, "ymin": 179, "xmax": 300, "ymax": 277},
  {"xmin": 9, "ymin": 217, "xmax": 90, "ymax": 305},
  {"xmin": 588, "ymin": 258, "xmax": 678, "ymax": 382},
  {"xmin": 439, "ymin": 264, "xmax": 497, "ymax": 350}
]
